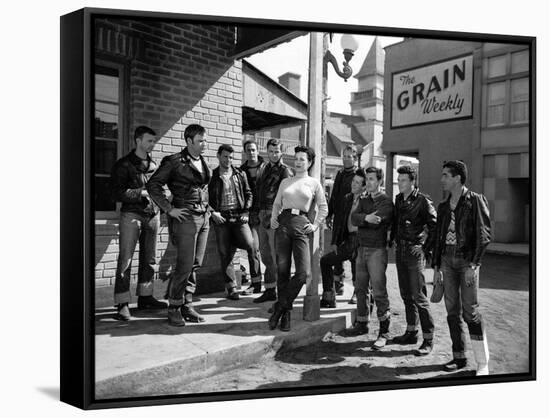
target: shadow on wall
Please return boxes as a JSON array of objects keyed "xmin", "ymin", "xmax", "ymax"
[{"xmin": 95, "ymin": 18, "xmax": 242, "ymax": 297}]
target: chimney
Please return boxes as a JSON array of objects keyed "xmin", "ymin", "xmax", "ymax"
[{"xmin": 278, "ymin": 72, "xmax": 301, "ymax": 99}]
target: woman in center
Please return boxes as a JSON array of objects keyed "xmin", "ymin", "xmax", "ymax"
[{"xmin": 268, "ymin": 145, "xmax": 328, "ymax": 331}]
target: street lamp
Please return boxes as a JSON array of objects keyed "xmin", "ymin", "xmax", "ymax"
[{"xmin": 325, "ymin": 34, "xmax": 360, "ymax": 81}]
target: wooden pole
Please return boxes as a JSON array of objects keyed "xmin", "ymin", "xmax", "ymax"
[{"xmin": 303, "ymin": 32, "xmax": 325, "ymax": 321}]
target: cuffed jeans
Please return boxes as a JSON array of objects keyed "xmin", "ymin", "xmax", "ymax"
[
  {"xmin": 396, "ymin": 243, "xmax": 434, "ymax": 340},
  {"xmin": 214, "ymin": 220, "xmax": 261, "ymax": 290},
  {"xmin": 355, "ymin": 247, "xmax": 390, "ymax": 323},
  {"xmin": 166, "ymin": 211, "xmax": 210, "ymax": 306},
  {"xmin": 258, "ymin": 209, "xmax": 277, "ymax": 289},
  {"xmin": 320, "ymin": 234, "xmax": 358, "ymax": 299},
  {"xmin": 275, "ymin": 211, "xmax": 311, "ymax": 310},
  {"xmin": 441, "ymin": 245, "xmax": 485, "ymax": 360},
  {"xmin": 114, "ymin": 211, "xmax": 159, "ymax": 304}
]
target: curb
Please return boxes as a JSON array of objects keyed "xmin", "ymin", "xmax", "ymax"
[{"xmin": 95, "ymin": 310, "xmax": 355, "ymax": 399}]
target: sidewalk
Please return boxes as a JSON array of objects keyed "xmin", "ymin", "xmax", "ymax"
[
  {"xmin": 95, "ymin": 284, "xmax": 357, "ymax": 399},
  {"xmin": 486, "ymin": 242, "xmax": 529, "ymax": 256}
]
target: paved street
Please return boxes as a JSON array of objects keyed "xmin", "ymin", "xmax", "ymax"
[{"xmin": 163, "ymin": 253, "xmax": 530, "ymax": 394}]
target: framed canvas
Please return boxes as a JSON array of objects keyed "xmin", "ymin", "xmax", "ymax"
[{"xmin": 60, "ymin": 7, "xmax": 536, "ymax": 410}]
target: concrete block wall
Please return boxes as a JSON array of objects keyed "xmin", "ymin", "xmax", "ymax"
[{"xmin": 94, "ymin": 18, "xmax": 244, "ymax": 295}]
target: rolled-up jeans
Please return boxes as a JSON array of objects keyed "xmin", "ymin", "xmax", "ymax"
[
  {"xmin": 275, "ymin": 211, "xmax": 311, "ymax": 310},
  {"xmin": 213, "ymin": 217, "xmax": 261, "ymax": 290},
  {"xmin": 355, "ymin": 246, "xmax": 390, "ymax": 323},
  {"xmin": 441, "ymin": 245, "xmax": 485, "ymax": 360},
  {"xmin": 396, "ymin": 242, "xmax": 434, "ymax": 340},
  {"xmin": 167, "ymin": 210, "xmax": 210, "ymax": 306},
  {"xmin": 114, "ymin": 211, "xmax": 159, "ymax": 304},
  {"xmin": 258, "ymin": 209, "xmax": 278, "ymax": 290}
]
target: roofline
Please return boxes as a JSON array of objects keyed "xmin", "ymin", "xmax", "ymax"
[{"xmin": 242, "ymin": 59, "xmax": 308, "ymax": 109}]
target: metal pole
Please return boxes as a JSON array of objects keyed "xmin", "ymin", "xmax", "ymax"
[{"xmin": 303, "ymin": 32, "xmax": 325, "ymax": 321}]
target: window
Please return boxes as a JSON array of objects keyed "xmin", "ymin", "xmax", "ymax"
[
  {"xmin": 487, "ymin": 82, "xmax": 506, "ymax": 126},
  {"xmin": 485, "ymin": 48, "xmax": 529, "ymax": 128},
  {"xmin": 488, "ymin": 55, "xmax": 507, "ymax": 78},
  {"xmin": 511, "ymin": 77, "xmax": 529, "ymax": 124},
  {"xmin": 95, "ymin": 64, "xmax": 124, "ymax": 214},
  {"xmin": 511, "ymin": 50, "xmax": 529, "ymax": 74}
]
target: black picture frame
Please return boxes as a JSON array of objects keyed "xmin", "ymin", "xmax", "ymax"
[{"xmin": 60, "ymin": 7, "xmax": 536, "ymax": 410}]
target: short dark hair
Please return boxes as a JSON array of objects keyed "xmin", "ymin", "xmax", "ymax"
[
  {"xmin": 342, "ymin": 145, "xmax": 358, "ymax": 158},
  {"xmin": 217, "ymin": 144, "xmax": 234, "ymax": 155},
  {"xmin": 443, "ymin": 160, "xmax": 468, "ymax": 185},
  {"xmin": 266, "ymin": 138, "xmax": 283, "ymax": 149},
  {"xmin": 365, "ymin": 166, "xmax": 384, "ymax": 181},
  {"xmin": 294, "ymin": 145, "xmax": 316, "ymax": 169},
  {"xmin": 134, "ymin": 126, "xmax": 156, "ymax": 142},
  {"xmin": 397, "ymin": 165, "xmax": 417, "ymax": 183},
  {"xmin": 354, "ymin": 167, "xmax": 367, "ymax": 185},
  {"xmin": 243, "ymin": 140, "xmax": 257, "ymax": 151},
  {"xmin": 184, "ymin": 124, "xmax": 205, "ymax": 143}
]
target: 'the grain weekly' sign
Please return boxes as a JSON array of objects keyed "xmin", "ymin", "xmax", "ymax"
[{"xmin": 391, "ymin": 55, "xmax": 473, "ymax": 128}]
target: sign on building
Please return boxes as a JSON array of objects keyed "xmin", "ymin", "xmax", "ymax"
[{"xmin": 391, "ymin": 54, "xmax": 473, "ymax": 128}]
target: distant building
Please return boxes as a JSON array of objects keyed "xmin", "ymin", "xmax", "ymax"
[{"xmin": 383, "ymin": 38, "xmax": 529, "ymax": 243}]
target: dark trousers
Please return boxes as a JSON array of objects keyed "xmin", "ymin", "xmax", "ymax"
[
  {"xmin": 275, "ymin": 211, "xmax": 311, "ymax": 310},
  {"xmin": 167, "ymin": 211, "xmax": 210, "ymax": 306},
  {"xmin": 114, "ymin": 211, "xmax": 159, "ymax": 304},
  {"xmin": 213, "ymin": 219, "xmax": 261, "ymax": 290},
  {"xmin": 320, "ymin": 234, "xmax": 358, "ymax": 299},
  {"xmin": 441, "ymin": 245, "xmax": 485, "ymax": 360},
  {"xmin": 396, "ymin": 243, "xmax": 435, "ymax": 340}
]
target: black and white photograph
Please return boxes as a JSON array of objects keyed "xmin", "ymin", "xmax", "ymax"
[
  {"xmin": 61, "ymin": 7, "xmax": 536, "ymax": 406},
  {"xmin": 5, "ymin": 0, "xmax": 546, "ymax": 416}
]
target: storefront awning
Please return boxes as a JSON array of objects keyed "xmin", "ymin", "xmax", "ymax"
[{"xmin": 234, "ymin": 27, "xmax": 306, "ymax": 59}]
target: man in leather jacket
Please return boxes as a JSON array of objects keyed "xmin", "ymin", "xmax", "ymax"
[
  {"xmin": 326, "ymin": 145, "xmax": 359, "ymax": 301},
  {"xmin": 239, "ymin": 140, "xmax": 268, "ymax": 295},
  {"xmin": 208, "ymin": 144, "xmax": 260, "ymax": 300},
  {"xmin": 391, "ymin": 165, "xmax": 437, "ymax": 356},
  {"xmin": 110, "ymin": 126, "xmax": 167, "ymax": 321},
  {"xmin": 253, "ymin": 138, "xmax": 293, "ymax": 304},
  {"xmin": 432, "ymin": 160, "xmax": 491, "ymax": 375},
  {"xmin": 146, "ymin": 124, "xmax": 212, "ymax": 327}
]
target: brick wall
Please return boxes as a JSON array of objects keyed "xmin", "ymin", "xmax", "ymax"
[{"xmin": 94, "ymin": 18, "xmax": 244, "ymax": 296}]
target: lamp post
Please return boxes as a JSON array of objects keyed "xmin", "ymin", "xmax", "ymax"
[{"xmin": 304, "ymin": 32, "xmax": 359, "ymax": 321}]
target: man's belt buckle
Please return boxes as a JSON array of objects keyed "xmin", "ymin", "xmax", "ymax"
[
  {"xmin": 291, "ymin": 208, "xmax": 300, "ymax": 215},
  {"xmin": 228, "ymin": 217, "xmax": 237, "ymax": 223}
]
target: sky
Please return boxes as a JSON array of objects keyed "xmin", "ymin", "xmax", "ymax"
[{"xmin": 247, "ymin": 33, "xmax": 402, "ymax": 114}]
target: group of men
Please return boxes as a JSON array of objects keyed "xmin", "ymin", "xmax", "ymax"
[{"xmin": 109, "ymin": 124, "xmax": 492, "ymax": 376}]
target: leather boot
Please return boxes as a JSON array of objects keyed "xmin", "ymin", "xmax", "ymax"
[
  {"xmin": 279, "ymin": 310, "xmax": 291, "ymax": 332},
  {"xmin": 372, "ymin": 318, "xmax": 390, "ymax": 351},
  {"xmin": 254, "ymin": 288, "xmax": 277, "ymax": 303},
  {"xmin": 241, "ymin": 282, "xmax": 262, "ymax": 295},
  {"xmin": 268, "ymin": 302, "xmax": 285, "ymax": 330},
  {"xmin": 393, "ymin": 330, "xmax": 418, "ymax": 345},
  {"xmin": 182, "ymin": 293, "xmax": 205, "ymax": 323},
  {"xmin": 137, "ymin": 295, "xmax": 168, "ymax": 310},
  {"xmin": 167, "ymin": 305, "xmax": 185, "ymax": 327}
]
